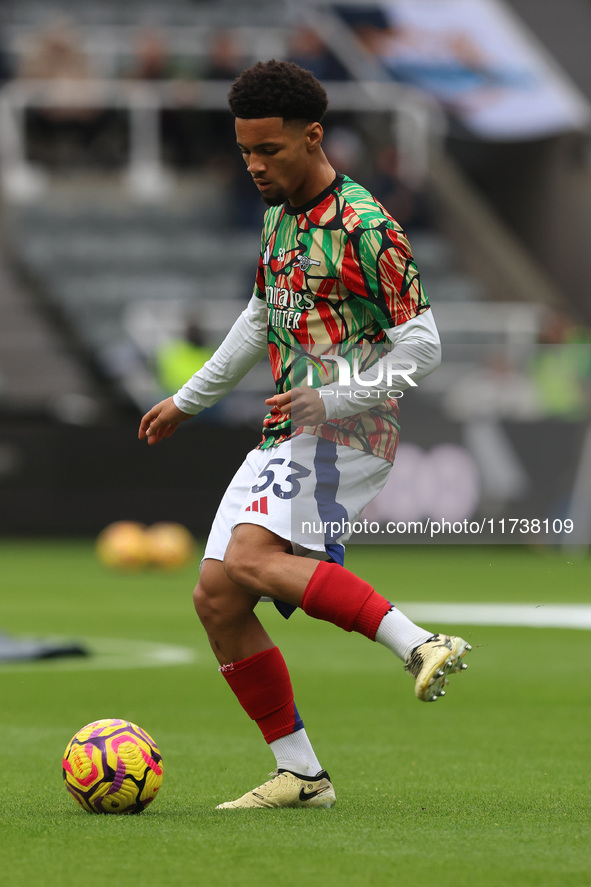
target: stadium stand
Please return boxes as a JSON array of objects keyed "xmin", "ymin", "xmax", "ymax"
[
  {"xmin": 0, "ymin": 0, "xmax": 588, "ymax": 422},
  {"xmin": 1, "ymin": 0, "xmax": 590, "ymax": 539},
  {"xmin": 0, "ymin": 243, "xmax": 104, "ymax": 419}
]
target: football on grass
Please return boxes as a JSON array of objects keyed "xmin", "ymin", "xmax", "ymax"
[{"xmin": 62, "ymin": 718, "xmax": 163, "ymax": 814}]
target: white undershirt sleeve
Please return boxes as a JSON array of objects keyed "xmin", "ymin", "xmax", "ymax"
[
  {"xmin": 319, "ymin": 308, "xmax": 441, "ymax": 422},
  {"xmin": 173, "ymin": 295, "xmax": 268, "ymax": 415}
]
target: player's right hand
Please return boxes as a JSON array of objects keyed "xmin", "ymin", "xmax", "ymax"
[{"xmin": 138, "ymin": 397, "xmax": 191, "ymax": 445}]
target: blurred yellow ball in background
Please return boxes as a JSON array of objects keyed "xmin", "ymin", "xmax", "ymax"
[
  {"xmin": 144, "ymin": 522, "xmax": 196, "ymax": 570},
  {"xmin": 95, "ymin": 521, "xmax": 149, "ymax": 570},
  {"xmin": 96, "ymin": 520, "xmax": 196, "ymax": 570}
]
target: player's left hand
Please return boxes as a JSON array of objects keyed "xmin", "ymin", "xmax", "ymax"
[{"xmin": 265, "ymin": 386, "xmax": 327, "ymax": 426}]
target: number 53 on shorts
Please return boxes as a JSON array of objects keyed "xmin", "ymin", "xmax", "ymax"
[{"xmin": 251, "ymin": 458, "xmax": 311, "ymax": 500}]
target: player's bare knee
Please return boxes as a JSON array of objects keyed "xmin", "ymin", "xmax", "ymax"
[
  {"xmin": 192, "ymin": 581, "xmax": 210, "ymax": 621},
  {"xmin": 223, "ymin": 543, "xmax": 261, "ymax": 589},
  {"xmin": 194, "ymin": 583, "xmax": 234, "ymax": 634},
  {"xmin": 193, "ymin": 566, "xmax": 228, "ymax": 624},
  {"xmin": 194, "ymin": 564, "xmax": 256, "ymax": 632},
  {"xmin": 224, "ymin": 525, "xmax": 285, "ymax": 590}
]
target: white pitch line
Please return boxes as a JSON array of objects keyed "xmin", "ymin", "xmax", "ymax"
[
  {"xmin": 398, "ymin": 602, "xmax": 591, "ymax": 630},
  {"xmin": 1, "ymin": 605, "xmax": 589, "ymax": 675}
]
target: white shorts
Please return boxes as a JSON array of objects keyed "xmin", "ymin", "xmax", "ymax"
[{"xmin": 203, "ymin": 432, "xmax": 391, "ymax": 566}]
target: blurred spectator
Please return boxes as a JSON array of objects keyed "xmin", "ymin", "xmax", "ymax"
[
  {"xmin": 443, "ymin": 350, "xmax": 543, "ymax": 422},
  {"xmin": 126, "ymin": 27, "xmax": 197, "ymax": 81},
  {"xmin": 205, "ymin": 30, "xmax": 245, "ymax": 81},
  {"xmin": 155, "ymin": 320, "xmax": 214, "ymax": 396},
  {"xmin": 0, "ymin": 28, "xmax": 13, "ymax": 87},
  {"xmin": 19, "ymin": 19, "xmax": 92, "ymax": 85},
  {"xmin": 323, "ymin": 124, "xmax": 366, "ymax": 181},
  {"xmin": 333, "ymin": 5, "xmax": 392, "ymax": 56},
  {"xmin": 287, "ymin": 26, "xmax": 350, "ymax": 81},
  {"xmin": 17, "ymin": 19, "xmax": 121, "ymax": 169},
  {"xmin": 367, "ymin": 144, "xmax": 431, "ymax": 231},
  {"xmin": 528, "ymin": 311, "xmax": 591, "ymax": 421},
  {"xmin": 324, "ymin": 125, "xmax": 430, "ymax": 231},
  {"xmin": 199, "ymin": 29, "xmax": 245, "ymax": 168},
  {"xmin": 125, "ymin": 27, "xmax": 201, "ymax": 169},
  {"xmin": 200, "ymin": 30, "xmax": 263, "ymax": 227}
]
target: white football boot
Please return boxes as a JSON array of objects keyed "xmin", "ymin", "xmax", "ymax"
[
  {"xmin": 216, "ymin": 769, "xmax": 336, "ymax": 809},
  {"xmin": 405, "ymin": 633, "xmax": 471, "ymax": 702}
]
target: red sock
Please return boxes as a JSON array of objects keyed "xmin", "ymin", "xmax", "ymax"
[
  {"xmin": 301, "ymin": 560, "xmax": 391, "ymax": 640},
  {"xmin": 219, "ymin": 646, "xmax": 304, "ymax": 744}
]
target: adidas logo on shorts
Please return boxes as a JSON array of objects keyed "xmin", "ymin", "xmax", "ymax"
[{"xmin": 245, "ymin": 496, "xmax": 268, "ymax": 514}]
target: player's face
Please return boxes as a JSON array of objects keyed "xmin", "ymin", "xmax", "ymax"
[{"xmin": 235, "ymin": 117, "xmax": 321, "ymax": 207}]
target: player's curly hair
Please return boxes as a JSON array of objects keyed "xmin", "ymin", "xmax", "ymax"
[{"xmin": 228, "ymin": 59, "xmax": 328, "ymax": 123}]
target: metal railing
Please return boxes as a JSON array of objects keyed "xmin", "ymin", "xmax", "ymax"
[{"xmin": 0, "ymin": 76, "xmax": 445, "ymax": 202}]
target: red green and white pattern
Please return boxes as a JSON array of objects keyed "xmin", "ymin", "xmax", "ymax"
[{"xmin": 253, "ymin": 174, "xmax": 430, "ymax": 463}]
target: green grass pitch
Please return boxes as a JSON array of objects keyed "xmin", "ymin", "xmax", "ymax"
[{"xmin": 0, "ymin": 540, "xmax": 590, "ymax": 887}]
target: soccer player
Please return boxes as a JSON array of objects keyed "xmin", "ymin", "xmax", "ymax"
[{"xmin": 139, "ymin": 60, "xmax": 471, "ymax": 809}]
